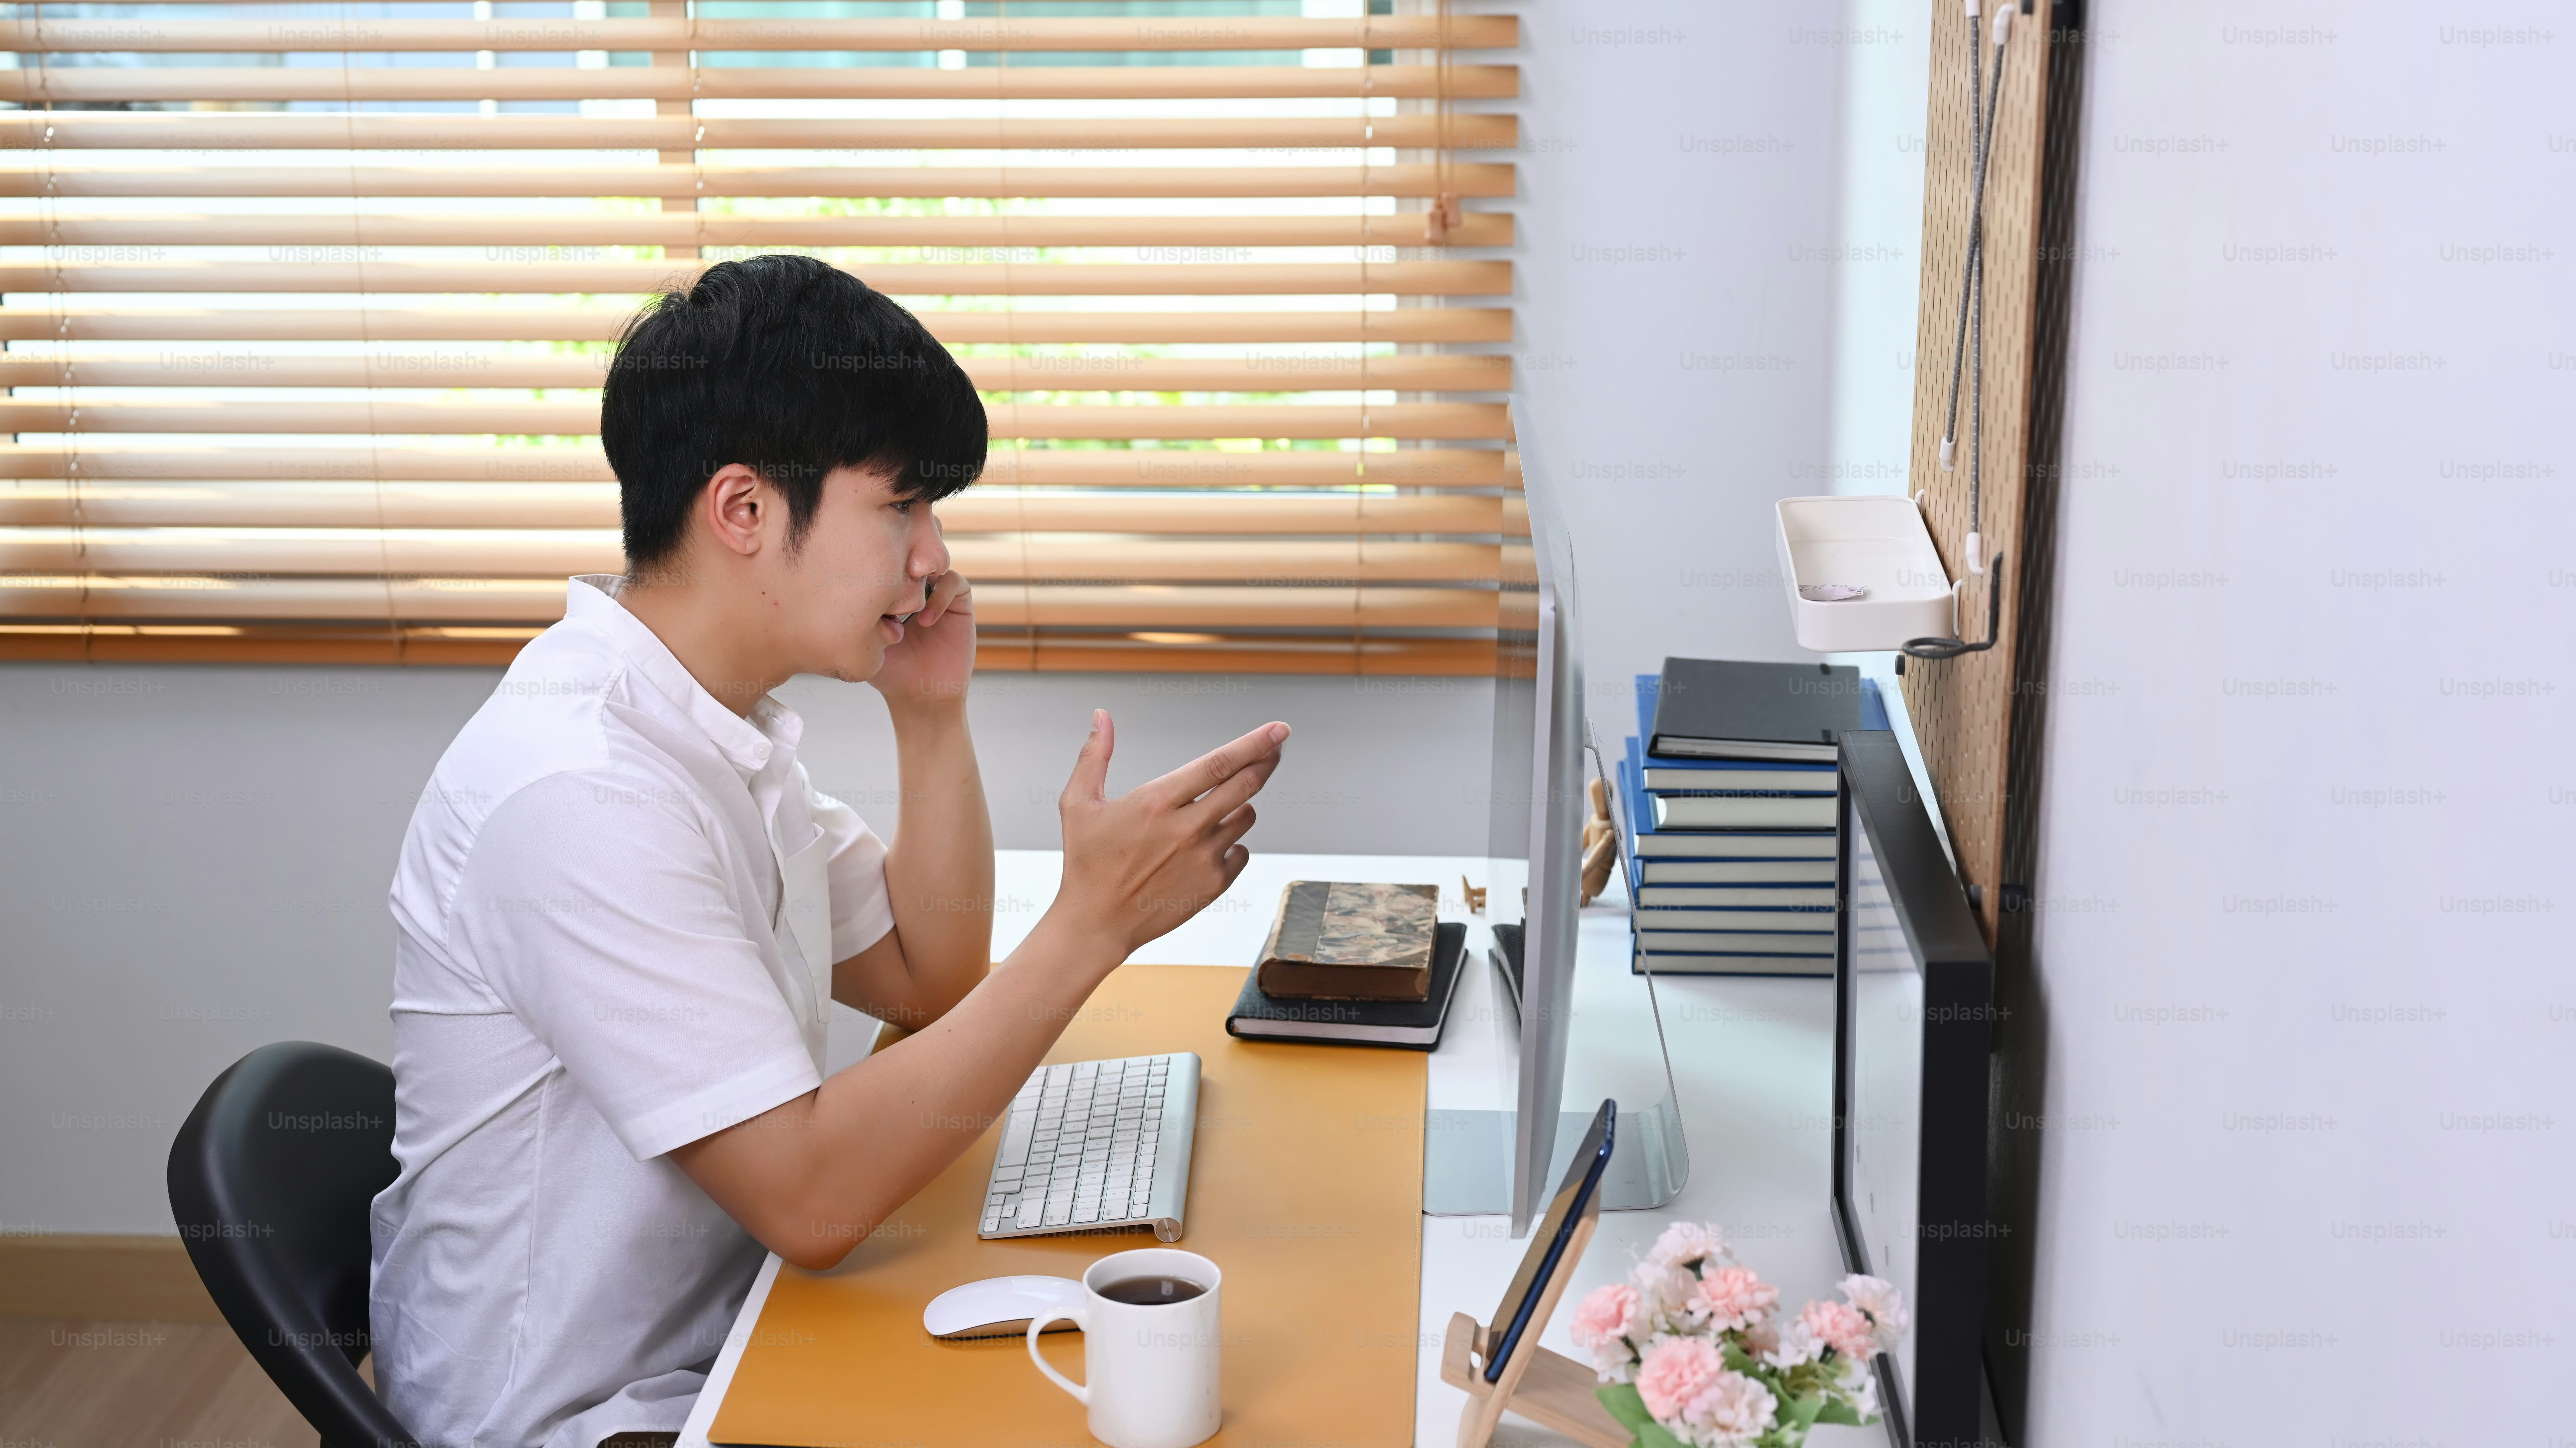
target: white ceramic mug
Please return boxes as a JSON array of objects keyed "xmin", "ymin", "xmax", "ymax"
[{"xmin": 1025, "ymin": 1247, "xmax": 1222, "ymax": 1448}]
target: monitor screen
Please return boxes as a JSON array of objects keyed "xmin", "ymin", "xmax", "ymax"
[
  {"xmin": 1831, "ymin": 730, "xmax": 1995, "ymax": 1448},
  {"xmin": 1839, "ymin": 813, "xmax": 1924, "ymax": 1413},
  {"xmin": 1481, "ymin": 403, "xmax": 1587, "ymax": 1235}
]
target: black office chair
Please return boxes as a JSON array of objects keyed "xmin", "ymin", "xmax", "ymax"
[{"xmin": 168, "ymin": 1041, "xmax": 419, "ymax": 1448}]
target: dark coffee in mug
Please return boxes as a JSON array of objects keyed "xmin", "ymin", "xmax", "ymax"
[{"xmin": 1095, "ymin": 1274, "xmax": 1208, "ymax": 1307}]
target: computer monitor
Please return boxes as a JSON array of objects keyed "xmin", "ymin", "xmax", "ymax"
[
  {"xmin": 1830, "ymin": 730, "xmax": 1996, "ymax": 1447},
  {"xmin": 1421, "ymin": 401, "xmax": 1686, "ymax": 1236},
  {"xmin": 1505, "ymin": 423, "xmax": 1590, "ymax": 1234}
]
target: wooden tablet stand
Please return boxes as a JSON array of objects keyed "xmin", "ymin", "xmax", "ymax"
[{"xmin": 1438, "ymin": 1212, "xmax": 1631, "ymax": 1448}]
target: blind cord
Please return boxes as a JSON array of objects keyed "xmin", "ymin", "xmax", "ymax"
[
  {"xmin": 32, "ymin": 3, "xmax": 90, "ymax": 649},
  {"xmin": 339, "ymin": 0, "xmax": 399, "ymax": 652}
]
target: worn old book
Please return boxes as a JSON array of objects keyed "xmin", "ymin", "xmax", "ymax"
[
  {"xmin": 1254, "ymin": 880, "xmax": 1440, "ymax": 1002},
  {"xmin": 1227, "ymin": 922, "xmax": 1470, "ymax": 1050}
]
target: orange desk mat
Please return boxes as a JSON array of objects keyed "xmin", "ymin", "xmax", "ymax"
[{"xmin": 710, "ymin": 964, "xmax": 1427, "ymax": 1447}]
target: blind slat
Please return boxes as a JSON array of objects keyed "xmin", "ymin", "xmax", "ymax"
[
  {"xmin": 0, "ymin": 162, "xmax": 1515, "ymax": 201},
  {"xmin": 0, "ymin": 14, "xmax": 1515, "ymax": 53},
  {"xmin": 0, "ymin": 212, "xmax": 1513, "ymax": 250},
  {"xmin": 0, "ymin": 533, "xmax": 1502, "ymax": 585},
  {"xmin": 0, "ymin": 353, "xmax": 1510, "ymax": 394},
  {"xmin": 0, "ymin": 444, "xmax": 1521, "ymax": 489},
  {"xmin": 0, "ymin": 63, "xmax": 1517, "ymax": 105},
  {"xmin": 981, "ymin": 587, "xmax": 1500, "ymax": 630},
  {"xmin": 0, "ymin": 486, "xmax": 1505, "ymax": 535},
  {"xmin": 0, "ymin": 112, "xmax": 1515, "ymax": 153},
  {"xmin": 0, "ymin": 400, "xmax": 1511, "ymax": 440},
  {"xmin": 0, "ymin": 308, "xmax": 1512, "ymax": 346},
  {"xmin": 0, "ymin": 628, "xmax": 1500, "ymax": 677},
  {"xmin": 0, "ymin": 578, "xmax": 1501, "ymax": 632},
  {"xmin": 0, "ymin": 260, "xmax": 1510, "ymax": 297}
]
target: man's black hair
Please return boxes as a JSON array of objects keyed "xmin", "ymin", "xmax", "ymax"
[{"xmin": 601, "ymin": 254, "xmax": 987, "ymax": 567}]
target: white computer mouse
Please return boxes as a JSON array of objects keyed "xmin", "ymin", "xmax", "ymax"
[{"xmin": 922, "ymin": 1275, "xmax": 1084, "ymax": 1341}]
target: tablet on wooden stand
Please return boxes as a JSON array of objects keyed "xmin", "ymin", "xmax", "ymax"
[{"xmin": 1440, "ymin": 1100, "xmax": 1631, "ymax": 1448}]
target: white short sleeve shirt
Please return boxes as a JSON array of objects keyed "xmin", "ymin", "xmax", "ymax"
[{"xmin": 372, "ymin": 574, "xmax": 896, "ymax": 1448}]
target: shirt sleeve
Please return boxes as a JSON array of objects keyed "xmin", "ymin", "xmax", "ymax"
[
  {"xmin": 451, "ymin": 770, "xmax": 823, "ymax": 1161},
  {"xmin": 809, "ymin": 783, "xmax": 897, "ymax": 963}
]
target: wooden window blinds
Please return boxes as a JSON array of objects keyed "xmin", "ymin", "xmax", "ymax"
[{"xmin": 0, "ymin": 1, "xmax": 1521, "ymax": 673}]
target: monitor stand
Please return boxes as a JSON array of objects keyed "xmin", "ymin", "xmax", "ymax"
[
  {"xmin": 1424, "ymin": 736, "xmax": 1692, "ymax": 1223},
  {"xmin": 1421, "ymin": 937, "xmax": 1690, "ymax": 1219},
  {"xmin": 1422, "ymin": 1099, "xmax": 1689, "ymax": 1216}
]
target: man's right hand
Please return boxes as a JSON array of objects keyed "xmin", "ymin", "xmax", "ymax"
[{"xmin": 1052, "ymin": 710, "xmax": 1289, "ymax": 956}]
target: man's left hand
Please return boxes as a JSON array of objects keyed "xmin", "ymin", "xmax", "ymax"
[{"xmin": 868, "ymin": 567, "xmax": 974, "ymax": 711}]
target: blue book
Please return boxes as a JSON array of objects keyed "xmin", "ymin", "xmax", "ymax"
[
  {"xmin": 1641, "ymin": 762, "xmax": 1836, "ymax": 796},
  {"xmin": 1632, "ymin": 948, "xmax": 1834, "ymax": 978},
  {"xmin": 1620, "ymin": 739, "xmax": 1836, "ymax": 862}
]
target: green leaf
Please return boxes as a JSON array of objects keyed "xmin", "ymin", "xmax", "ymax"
[
  {"xmin": 1720, "ymin": 1340, "xmax": 1762, "ymax": 1374},
  {"xmin": 1815, "ymin": 1398, "xmax": 1867, "ymax": 1426},
  {"xmin": 1779, "ymin": 1394, "xmax": 1826, "ymax": 1430},
  {"xmin": 1597, "ymin": 1384, "xmax": 1657, "ymax": 1432},
  {"xmin": 1594, "ymin": 1384, "xmax": 1693, "ymax": 1448}
]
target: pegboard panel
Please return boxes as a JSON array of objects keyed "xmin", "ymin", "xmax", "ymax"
[{"xmin": 1900, "ymin": 0, "xmax": 2061, "ymax": 942}]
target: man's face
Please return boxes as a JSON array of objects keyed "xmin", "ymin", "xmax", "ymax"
[{"xmin": 768, "ymin": 464, "xmax": 951, "ymax": 683}]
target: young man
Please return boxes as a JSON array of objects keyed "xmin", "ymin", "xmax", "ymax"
[{"xmin": 372, "ymin": 256, "xmax": 1288, "ymax": 1448}]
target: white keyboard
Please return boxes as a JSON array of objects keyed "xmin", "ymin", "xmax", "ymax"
[{"xmin": 978, "ymin": 1053, "xmax": 1200, "ymax": 1243}]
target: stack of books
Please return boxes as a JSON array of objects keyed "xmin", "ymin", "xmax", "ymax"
[{"xmin": 1617, "ymin": 658, "xmax": 1887, "ymax": 976}]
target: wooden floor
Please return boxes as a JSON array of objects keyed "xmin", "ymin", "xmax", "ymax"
[{"xmin": 0, "ymin": 1319, "xmax": 319, "ymax": 1448}]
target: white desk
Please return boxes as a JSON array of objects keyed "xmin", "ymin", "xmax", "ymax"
[{"xmin": 681, "ymin": 850, "xmax": 1868, "ymax": 1448}]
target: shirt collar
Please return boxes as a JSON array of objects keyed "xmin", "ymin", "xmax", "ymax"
[{"xmin": 565, "ymin": 574, "xmax": 789, "ymax": 778}]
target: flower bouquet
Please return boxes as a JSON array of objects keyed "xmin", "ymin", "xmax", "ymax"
[{"xmin": 1568, "ymin": 1223, "xmax": 1906, "ymax": 1448}]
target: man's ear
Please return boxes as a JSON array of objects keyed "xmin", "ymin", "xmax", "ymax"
[{"xmin": 700, "ymin": 463, "xmax": 771, "ymax": 559}]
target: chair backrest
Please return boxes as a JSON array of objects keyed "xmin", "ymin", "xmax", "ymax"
[{"xmin": 168, "ymin": 1041, "xmax": 418, "ymax": 1448}]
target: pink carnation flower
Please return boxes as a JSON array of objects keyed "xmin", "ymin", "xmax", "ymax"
[
  {"xmin": 1801, "ymin": 1298, "xmax": 1880, "ymax": 1362},
  {"xmin": 1681, "ymin": 1367, "xmax": 1778, "ymax": 1444},
  {"xmin": 1687, "ymin": 1265, "xmax": 1779, "ymax": 1332},
  {"xmin": 1569, "ymin": 1283, "xmax": 1645, "ymax": 1350},
  {"xmin": 1630, "ymin": 1256, "xmax": 1692, "ymax": 1324},
  {"xmin": 1633, "ymin": 1336, "xmax": 1725, "ymax": 1422},
  {"xmin": 1758, "ymin": 1318, "xmax": 1822, "ymax": 1370},
  {"xmin": 1838, "ymin": 1273, "xmax": 1909, "ymax": 1350},
  {"xmin": 1738, "ymin": 1319, "xmax": 1781, "ymax": 1359},
  {"xmin": 1645, "ymin": 1221, "xmax": 1726, "ymax": 1272}
]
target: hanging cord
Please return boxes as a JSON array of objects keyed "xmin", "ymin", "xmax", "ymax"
[
  {"xmin": 1905, "ymin": 2, "xmax": 2015, "ymax": 660},
  {"xmin": 1937, "ymin": 0, "xmax": 2012, "ymax": 484},
  {"xmin": 1961, "ymin": 4, "xmax": 2011, "ymax": 575},
  {"xmin": 1934, "ymin": 0, "xmax": 1981, "ymax": 475}
]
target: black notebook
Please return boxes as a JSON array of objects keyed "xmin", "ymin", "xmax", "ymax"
[
  {"xmin": 1224, "ymin": 921, "xmax": 1468, "ymax": 1050},
  {"xmin": 1648, "ymin": 657, "xmax": 1871, "ymax": 762}
]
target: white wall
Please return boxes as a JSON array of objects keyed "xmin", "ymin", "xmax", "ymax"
[
  {"xmin": 1826, "ymin": 0, "xmax": 1932, "ymax": 495},
  {"xmin": 1507, "ymin": 0, "xmax": 1843, "ymax": 739},
  {"xmin": 0, "ymin": 667, "xmax": 1495, "ymax": 1232},
  {"xmin": 2018, "ymin": 4, "xmax": 2573, "ymax": 1443}
]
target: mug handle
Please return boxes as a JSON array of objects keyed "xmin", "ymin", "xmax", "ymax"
[{"xmin": 1027, "ymin": 1301, "xmax": 1090, "ymax": 1406}]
